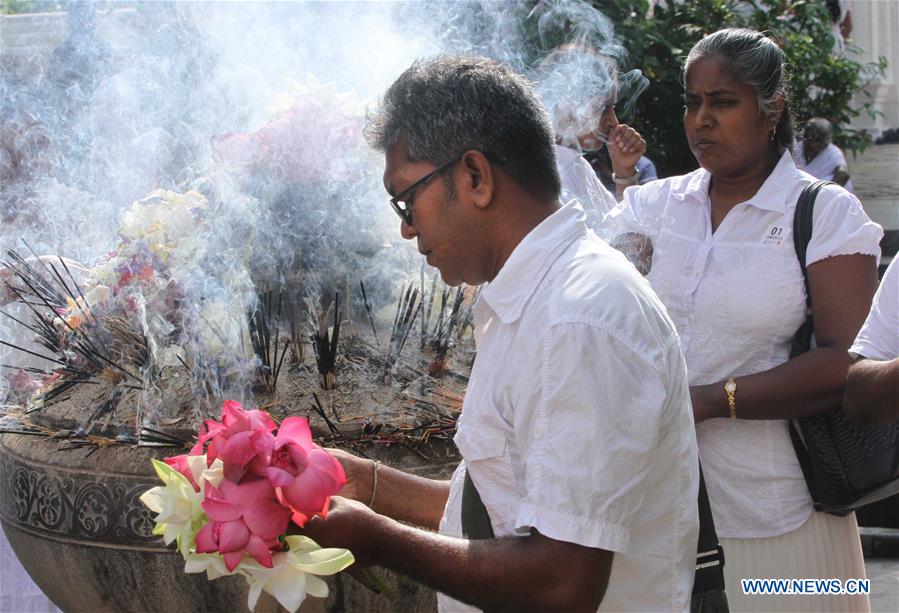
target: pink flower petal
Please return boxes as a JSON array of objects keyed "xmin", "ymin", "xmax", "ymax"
[
  {"xmin": 195, "ymin": 523, "xmax": 218, "ymax": 553},
  {"xmin": 220, "ymin": 431, "xmax": 257, "ymax": 467},
  {"xmin": 286, "ymin": 443, "xmax": 309, "ymax": 471},
  {"xmin": 245, "ymin": 535, "xmax": 274, "ymax": 568},
  {"xmin": 242, "ymin": 499, "xmax": 290, "ymax": 540},
  {"xmin": 277, "ymin": 417, "xmax": 313, "ymax": 449},
  {"xmin": 202, "ymin": 499, "xmax": 241, "ymax": 522},
  {"xmin": 280, "ymin": 449, "xmax": 345, "ymax": 517},
  {"xmin": 223, "ymin": 550, "xmax": 244, "ymax": 572},
  {"xmin": 252, "ymin": 430, "xmax": 275, "ymax": 457},
  {"xmin": 217, "ymin": 519, "xmax": 250, "ymax": 554},
  {"xmin": 220, "ymin": 400, "xmax": 247, "ymax": 428},
  {"xmin": 265, "ymin": 466, "xmax": 295, "ymax": 488},
  {"xmin": 290, "ymin": 509, "xmax": 311, "ymax": 528},
  {"xmin": 245, "ymin": 409, "xmax": 277, "ymax": 432}
]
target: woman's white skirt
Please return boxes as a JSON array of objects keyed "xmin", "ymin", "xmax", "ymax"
[{"xmin": 720, "ymin": 511, "xmax": 870, "ymax": 612}]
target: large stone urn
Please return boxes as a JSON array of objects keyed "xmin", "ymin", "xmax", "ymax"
[
  {"xmin": 1, "ymin": 429, "xmax": 457, "ymax": 612},
  {"xmin": 0, "ymin": 432, "xmax": 293, "ymax": 612}
]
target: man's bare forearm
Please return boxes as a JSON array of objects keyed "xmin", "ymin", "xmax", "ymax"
[
  {"xmin": 370, "ymin": 464, "xmax": 449, "ymax": 530},
  {"xmin": 365, "ymin": 515, "xmax": 610, "ymax": 613},
  {"xmin": 844, "ymin": 357, "xmax": 899, "ymax": 423}
]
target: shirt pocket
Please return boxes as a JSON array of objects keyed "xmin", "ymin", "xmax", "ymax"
[{"xmin": 454, "ymin": 422, "xmax": 519, "ymax": 535}]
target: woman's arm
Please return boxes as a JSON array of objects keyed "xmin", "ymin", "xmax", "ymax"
[{"xmin": 691, "ymin": 253, "xmax": 878, "ymax": 421}]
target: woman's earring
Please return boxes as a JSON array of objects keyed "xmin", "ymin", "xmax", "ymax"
[{"xmin": 770, "ymin": 125, "xmax": 777, "ymax": 142}]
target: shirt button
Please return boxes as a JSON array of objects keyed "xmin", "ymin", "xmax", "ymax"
[{"xmin": 534, "ymin": 425, "xmax": 546, "ymax": 438}]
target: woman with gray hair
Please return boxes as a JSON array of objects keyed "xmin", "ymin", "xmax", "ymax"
[{"xmin": 608, "ymin": 28, "xmax": 881, "ymax": 611}]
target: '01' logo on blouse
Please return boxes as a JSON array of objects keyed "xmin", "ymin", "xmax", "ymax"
[{"xmin": 762, "ymin": 225, "xmax": 787, "ymax": 247}]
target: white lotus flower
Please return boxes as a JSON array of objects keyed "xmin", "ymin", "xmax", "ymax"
[
  {"xmin": 240, "ymin": 535, "xmax": 354, "ymax": 613},
  {"xmin": 139, "ymin": 456, "xmax": 222, "ymax": 559}
]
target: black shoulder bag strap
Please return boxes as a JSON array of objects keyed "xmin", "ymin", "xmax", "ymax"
[
  {"xmin": 787, "ymin": 180, "xmax": 833, "ymax": 480},
  {"xmin": 692, "ymin": 465, "xmax": 729, "ymax": 612}
]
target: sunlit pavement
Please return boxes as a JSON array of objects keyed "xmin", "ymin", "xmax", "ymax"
[
  {"xmin": 866, "ymin": 557, "xmax": 899, "ymax": 612},
  {"xmin": 851, "ymin": 143, "xmax": 899, "ymax": 272}
]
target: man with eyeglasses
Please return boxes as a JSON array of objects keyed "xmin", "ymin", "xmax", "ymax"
[{"xmin": 303, "ymin": 56, "xmax": 699, "ymax": 612}]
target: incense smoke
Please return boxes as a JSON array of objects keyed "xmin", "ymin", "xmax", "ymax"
[{"xmin": 1, "ymin": 0, "xmax": 637, "ymax": 420}]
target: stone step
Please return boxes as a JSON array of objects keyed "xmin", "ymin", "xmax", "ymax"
[{"xmin": 859, "ymin": 527, "xmax": 899, "ymax": 559}]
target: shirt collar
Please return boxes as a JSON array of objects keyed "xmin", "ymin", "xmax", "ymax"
[
  {"xmin": 676, "ymin": 149, "xmax": 799, "ymax": 214},
  {"xmin": 477, "ymin": 200, "xmax": 587, "ymax": 325}
]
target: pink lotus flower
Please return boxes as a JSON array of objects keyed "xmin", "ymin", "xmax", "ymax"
[
  {"xmin": 192, "ymin": 400, "xmax": 277, "ymax": 482},
  {"xmin": 195, "ymin": 477, "xmax": 290, "ymax": 571},
  {"xmin": 265, "ymin": 417, "xmax": 346, "ymax": 527}
]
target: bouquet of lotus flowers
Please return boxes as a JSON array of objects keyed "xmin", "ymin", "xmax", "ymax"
[{"xmin": 140, "ymin": 400, "xmax": 353, "ymax": 612}]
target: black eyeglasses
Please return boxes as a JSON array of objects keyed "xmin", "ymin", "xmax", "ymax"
[{"xmin": 389, "ymin": 158, "xmax": 459, "ymax": 226}]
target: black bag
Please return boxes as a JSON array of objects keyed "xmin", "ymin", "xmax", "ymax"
[{"xmin": 788, "ymin": 180, "xmax": 899, "ymax": 515}]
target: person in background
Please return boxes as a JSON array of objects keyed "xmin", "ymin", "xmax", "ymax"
[
  {"xmin": 824, "ymin": 0, "xmax": 853, "ymax": 52},
  {"xmin": 300, "ymin": 56, "xmax": 700, "ymax": 612},
  {"xmin": 795, "ymin": 117, "xmax": 854, "ymax": 192},
  {"xmin": 588, "ymin": 148, "xmax": 658, "ymax": 197},
  {"xmin": 607, "ymin": 28, "xmax": 881, "ymax": 611},
  {"xmin": 535, "ymin": 46, "xmax": 647, "ymax": 219},
  {"xmin": 844, "ymin": 257, "xmax": 899, "ymax": 423}
]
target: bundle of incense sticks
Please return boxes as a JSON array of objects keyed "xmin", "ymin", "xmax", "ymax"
[
  {"xmin": 1, "ymin": 247, "xmax": 144, "ymax": 411},
  {"xmin": 384, "ymin": 282, "xmax": 420, "ymax": 381},
  {"xmin": 310, "ymin": 292, "xmax": 341, "ymax": 390},
  {"xmin": 418, "ymin": 275, "xmax": 474, "ymax": 376},
  {"xmin": 246, "ymin": 289, "xmax": 291, "ymax": 393}
]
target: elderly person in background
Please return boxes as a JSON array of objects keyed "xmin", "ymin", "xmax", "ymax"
[
  {"xmin": 608, "ymin": 28, "xmax": 881, "ymax": 611},
  {"xmin": 795, "ymin": 117, "xmax": 854, "ymax": 192},
  {"xmin": 302, "ymin": 56, "xmax": 700, "ymax": 612},
  {"xmin": 844, "ymin": 258, "xmax": 899, "ymax": 423}
]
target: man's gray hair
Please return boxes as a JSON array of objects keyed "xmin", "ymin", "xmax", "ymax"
[
  {"xmin": 804, "ymin": 117, "xmax": 833, "ymax": 142},
  {"xmin": 685, "ymin": 28, "xmax": 795, "ymax": 151},
  {"xmin": 365, "ymin": 56, "xmax": 561, "ymax": 200}
]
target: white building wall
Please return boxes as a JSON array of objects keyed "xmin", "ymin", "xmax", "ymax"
[{"xmin": 849, "ymin": 0, "xmax": 899, "ymax": 136}]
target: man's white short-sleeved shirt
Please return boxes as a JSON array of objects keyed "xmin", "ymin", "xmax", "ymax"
[
  {"xmin": 851, "ymin": 258, "xmax": 899, "ymax": 360},
  {"xmin": 606, "ymin": 150, "xmax": 882, "ymax": 538},
  {"xmin": 556, "ymin": 144, "xmax": 618, "ymax": 228},
  {"xmin": 438, "ymin": 201, "xmax": 699, "ymax": 612}
]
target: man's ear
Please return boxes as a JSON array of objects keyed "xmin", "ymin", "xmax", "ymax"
[{"xmin": 460, "ymin": 150, "xmax": 495, "ymax": 210}]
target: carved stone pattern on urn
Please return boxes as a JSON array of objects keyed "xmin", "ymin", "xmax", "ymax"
[{"xmin": 0, "ymin": 451, "xmax": 162, "ymax": 546}]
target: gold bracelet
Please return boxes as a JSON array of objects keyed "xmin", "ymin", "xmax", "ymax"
[
  {"xmin": 724, "ymin": 378, "xmax": 737, "ymax": 420},
  {"xmin": 368, "ymin": 460, "xmax": 381, "ymax": 507}
]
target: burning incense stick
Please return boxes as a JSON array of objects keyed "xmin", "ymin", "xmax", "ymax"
[{"xmin": 359, "ymin": 281, "xmax": 380, "ymax": 347}]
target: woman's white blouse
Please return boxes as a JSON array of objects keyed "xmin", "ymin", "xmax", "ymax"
[{"xmin": 606, "ymin": 151, "xmax": 883, "ymax": 537}]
